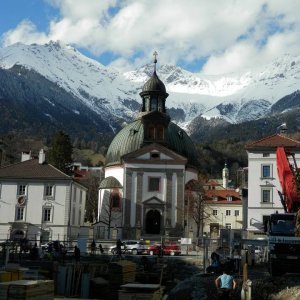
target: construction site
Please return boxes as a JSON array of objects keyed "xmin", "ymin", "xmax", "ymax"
[{"xmin": 1, "ymin": 236, "xmax": 300, "ymax": 300}]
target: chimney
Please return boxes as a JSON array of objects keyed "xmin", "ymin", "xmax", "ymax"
[
  {"xmin": 21, "ymin": 151, "xmax": 32, "ymax": 162},
  {"xmin": 39, "ymin": 149, "xmax": 46, "ymax": 164},
  {"xmin": 278, "ymin": 123, "xmax": 287, "ymax": 136}
]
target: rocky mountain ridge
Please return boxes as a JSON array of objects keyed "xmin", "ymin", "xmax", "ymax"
[{"xmin": 0, "ymin": 41, "xmax": 300, "ymax": 142}]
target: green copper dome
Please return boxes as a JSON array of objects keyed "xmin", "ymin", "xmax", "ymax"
[{"xmin": 105, "ymin": 119, "xmax": 199, "ymax": 167}]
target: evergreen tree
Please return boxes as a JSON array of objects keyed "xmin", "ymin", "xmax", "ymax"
[{"xmin": 48, "ymin": 131, "xmax": 73, "ymax": 174}]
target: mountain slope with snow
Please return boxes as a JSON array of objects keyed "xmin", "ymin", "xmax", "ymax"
[{"xmin": 0, "ymin": 41, "xmax": 300, "ymax": 134}]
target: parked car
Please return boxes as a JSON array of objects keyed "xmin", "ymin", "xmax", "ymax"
[
  {"xmin": 41, "ymin": 240, "xmax": 64, "ymax": 252},
  {"xmin": 146, "ymin": 243, "xmax": 181, "ymax": 256},
  {"xmin": 109, "ymin": 240, "xmax": 145, "ymax": 255}
]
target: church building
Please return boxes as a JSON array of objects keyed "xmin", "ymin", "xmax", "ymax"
[{"xmin": 97, "ymin": 54, "xmax": 199, "ymax": 240}]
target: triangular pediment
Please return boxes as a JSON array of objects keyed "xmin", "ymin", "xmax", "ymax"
[
  {"xmin": 122, "ymin": 143, "xmax": 187, "ymax": 164},
  {"xmin": 143, "ymin": 196, "xmax": 164, "ymax": 205}
]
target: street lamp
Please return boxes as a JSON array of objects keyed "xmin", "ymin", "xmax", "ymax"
[{"xmin": 221, "ymin": 213, "xmax": 224, "ymax": 228}]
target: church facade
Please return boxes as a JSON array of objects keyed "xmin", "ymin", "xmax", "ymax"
[{"xmin": 97, "ymin": 56, "xmax": 199, "ymax": 240}]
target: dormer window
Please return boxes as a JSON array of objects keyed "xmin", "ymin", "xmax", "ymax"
[
  {"xmin": 178, "ymin": 131, "xmax": 184, "ymax": 139},
  {"xmin": 151, "ymin": 152, "xmax": 160, "ymax": 159},
  {"xmin": 227, "ymin": 196, "xmax": 232, "ymax": 202},
  {"xmin": 213, "ymin": 196, "xmax": 218, "ymax": 201},
  {"xmin": 129, "ymin": 129, "xmax": 138, "ymax": 136}
]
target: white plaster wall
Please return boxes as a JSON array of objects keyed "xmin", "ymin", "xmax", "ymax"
[
  {"xmin": 142, "ymin": 172, "xmax": 166, "ymax": 202},
  {"xmin": 130, "ymin": 172, "xmax": 137, "ymax": 227},
  {"xmin": 70, "ymin": 184, "xmax": 86, "ymax": 226},
  {"xmin": 0, "ymin": 183, "xmax": 18, "ymax": 225},
  {"xmin": 203, "ymin": 204, "xmax": 243, "ymax": 234},
  {"xmin": 136, "ymin": 152, "xmax": 173, "ymax": 160},
  {"xmin": 125, "ymin": 163, "xmax": 185, "ymax": 170},
  {"xmin": 105, "ymin": 166, "xmax": 124, "ymax": 186},
  {"xmin": 247, "ymin": 207, "xmax": 281, "ymax": 231},
  {"xmin": 160, "ymin": 153, "xmax": 172, "ymax": 160},
  {"xmin": 0, "ymin": 180, "xmax": 86, "ymax": 241},
  {"xmin": 185, "ymin": 169, "xmax": 198, "ymax": 184},
  {"xmin": 247, "ymin": 150, "xmax": 300, "ymax": 231}
]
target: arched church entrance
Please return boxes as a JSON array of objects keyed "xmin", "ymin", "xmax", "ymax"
[
  {"xmin": 12, "ymin": 230, "xmax": 25, "ymax": 241},
  {"xmin": 145, "ymin": 210, "xmax": 161, "ymax": 234}
]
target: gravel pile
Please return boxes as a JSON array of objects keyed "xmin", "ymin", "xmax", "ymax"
[{"xmin": 169, "ymin": 264, "xmax": 300, "ymax": 300}]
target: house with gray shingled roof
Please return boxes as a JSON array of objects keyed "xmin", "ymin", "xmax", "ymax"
[{"xmin": 0, "ymin": 149, "xmax": 87, "ymax": 244}]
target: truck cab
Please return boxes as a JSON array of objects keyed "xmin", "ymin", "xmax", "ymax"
[{"xmin": 268, "ymin": 213, "xmax": 300, "ymax": 276}]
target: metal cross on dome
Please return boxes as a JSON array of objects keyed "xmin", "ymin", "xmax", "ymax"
[{"xmin": 153, "ymin": 51, "xmax": 158, "ymax": 71}]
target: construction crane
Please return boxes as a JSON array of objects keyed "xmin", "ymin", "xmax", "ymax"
[{"xmin": 267, "ymin": 147, "xmax": 300, "ymax": 276}]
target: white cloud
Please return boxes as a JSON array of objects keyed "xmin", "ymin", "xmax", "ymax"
[
  {"xmin": 2, "ymin": 20, "xmax": 49, "ymax": 46},
  {"xmin": 1, "ymin": 0, "xmax": 300, "ymax": 74}
]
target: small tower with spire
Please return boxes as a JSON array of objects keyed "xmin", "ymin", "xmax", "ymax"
[
  {"xmin": 222, "ymin": 162, "xmax": 229, "ymax": 189},
  {"xmin": 139, "ymin": 52, "xmax": 170, "ymax": 145},
  {"xmin": 139, "ymin": 51, "xmax": 169, "ymax": 114}
]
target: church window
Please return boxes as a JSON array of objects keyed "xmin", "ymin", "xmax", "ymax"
[
  {"xmin": 157, "ymin": 126, "xmax": 164, "ymax": 139},
  {"xmin": 110, "ymin": 189, "xmax": 121, "ymax": 210},
  {"xmin": 150, "ymin": 97, "xmax": 158, "ymax": 111},
  {"xmin": 149, "ymin": 177, "xmax": 160, "ymax": 192},
  {"xmin": 148, "ymin": 126, "xmax": 155, "ymax": 139}
]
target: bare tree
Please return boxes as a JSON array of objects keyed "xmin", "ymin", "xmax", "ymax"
[
  {"xmin": 185, "ymin": 179, "xmax": 211, "ymax": 238},
  {"xmin": 99, "ymin": 190, "xmax": 122, "ymax": 239},
  {"xmin": 84, "ymin": 173, "xmax": 100, "ymax": 223}
]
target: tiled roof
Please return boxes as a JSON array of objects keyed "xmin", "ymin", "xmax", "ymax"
[
  {"xmin": 204, "ymin": 189, "xmax": 241, "ymax": 203},
  {"xmin": 204, "ymin": 179, "xmax": 221, "ymax": 187},
  {"xmin": 73, "ymin": 169, "xmax": 89, "ymax": 179},
  {"xmin": 99, "ymin": 176, "xmax": 122, "ymax": 189},
  {"xmin": 206, "ymin": 200, "xmax": 242, "ymax": 204},
  {"xmin": 0, "ymin": 159, "xmax": 71, "ymax": 180},
  {"xmin": 245, "ymin": 134, "xmax": 300, "ymax": 150}
]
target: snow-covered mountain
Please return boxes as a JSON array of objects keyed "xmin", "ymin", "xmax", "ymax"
[{"xmin": 0, "ymin": 41, "xmax": 300, "ymax": 133}]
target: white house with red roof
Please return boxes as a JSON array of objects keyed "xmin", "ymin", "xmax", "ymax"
[
  {"xmin": 245, "ymin": 133, "xmax": 300, "ymax": 237},
  {"xmin": 0, "ymin": 149, "xmax": 87, "ymax": 244},
  {"xmin": 203, "ymin": 179, "xmax": 242, "ymax": 237}
]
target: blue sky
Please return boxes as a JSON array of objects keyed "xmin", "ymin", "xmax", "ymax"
[{"xmin": 1, "ymin": 0, "xmax": 300, "ymax": 74}]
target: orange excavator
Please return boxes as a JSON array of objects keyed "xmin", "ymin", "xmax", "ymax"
[{"xmin": 267, "ymin": 147, "xmax": 300, "ymax": 276}]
